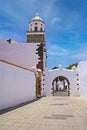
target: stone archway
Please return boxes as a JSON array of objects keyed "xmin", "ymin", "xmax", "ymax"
[{"xmin": 52, "ymin": 76, "xmax": 70, "ymax": 96}]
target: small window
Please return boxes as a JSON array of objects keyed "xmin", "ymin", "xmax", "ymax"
[
  {"xmin": 40, "ymin": 28, "xmax": 43, "ymax": 31},
  {"xmin": 76, "ymin": 74, "xmax": 79, "ymax": 76},
  {"xmin": 35, "ymin": 23, "xmax": 37, "ymax": 25},
  {"xmin": 35, "ymin": 26, "xmax": 38, "ymax": 32}
]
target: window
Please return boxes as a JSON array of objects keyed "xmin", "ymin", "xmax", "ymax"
[
  {"xmin": 35, "ymin": 23, "xmax": 37, "ymax": 25},
  {"xmin": 76, "ymin": 74, "xmax": 79, "ymax": 76},
  {"xmin": 35, "ymin": 26, "xmax": 38, "ymax": 32},
  {"xmin": 40, "ymin": 28, "xmax": 43, "ymax": 31}
]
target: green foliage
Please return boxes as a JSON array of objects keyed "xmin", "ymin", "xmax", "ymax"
[
  {"xmin": 66, "ymin": 63, "xmax": 78, "ymax": 70},
  {"xmin": 52, "ymin": 63, "xmax": 78, "ymax": 70},
  {"xmin": 52, "ymin": 66, "xmax": 58, "ymax": 69}
]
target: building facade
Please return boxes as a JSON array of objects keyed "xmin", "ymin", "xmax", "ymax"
[{"xmin": 0, "ymin": 13, "xmax": 84, "ymax": 110}]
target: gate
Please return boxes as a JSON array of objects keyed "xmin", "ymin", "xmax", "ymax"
[{"xmin": 52, "ymin": 76, "xmax": 70, "ymax": 96}]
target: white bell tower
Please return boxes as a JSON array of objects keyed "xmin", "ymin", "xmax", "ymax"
[{"xmin": 26, "ymin": 12, "xmax": 45, "ymax": 43}]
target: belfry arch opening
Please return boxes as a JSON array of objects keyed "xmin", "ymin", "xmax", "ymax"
[
  {"xmin": 52, "ymin": 76, "xmax": 70, "ymax": 96},
  {"xmin": 35, "ymin": 26, "xmax": 38, "ymax": 32}
]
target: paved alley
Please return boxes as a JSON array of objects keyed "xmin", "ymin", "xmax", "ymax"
[{"xmin": 0, "ymin": 96, "xmax": 87, "ymax": 130}]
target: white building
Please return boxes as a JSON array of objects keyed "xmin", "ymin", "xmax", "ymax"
[
  {"xmin": 78, "ymin": 60, "xmax": 87, "ymax": 100},
  {"xmin": 0, "ymin": 13, "xmax": 87, "ymax": 110},
  {"xmin": 44, "ymin": 65, "xmax": 79, "ymax": 96}
]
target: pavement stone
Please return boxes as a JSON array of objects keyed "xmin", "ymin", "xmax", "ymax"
[{"xmin": 0, "ymin": 96, "xmax": 87, "ymax": 130}]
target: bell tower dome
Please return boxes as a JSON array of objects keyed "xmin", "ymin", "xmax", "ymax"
[{"xmin": 26, "ymin": 12, "xmax": 45, "ymax": 43}]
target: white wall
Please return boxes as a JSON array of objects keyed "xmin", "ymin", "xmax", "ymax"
[
  {"xmin": 0, "ymin": 43, "xmax": 39, "ymax": 70},
  {"xmin": 29, "ymin": 20, "xmax": 45, "ymax": 32},
  {"xmin": 0, "ymin": 60, "xmax": 36, "ymax": 110},
  {"xmin": 44, "ymin": 65, "xmax": 79, "ymax": 96},
  {"xmin": 43, "ymin": 68, "xmax": 51, "ymax": 96},
  {"xmin": 78, "ymin": 60, "xmax": 87, "ymax": 99}
]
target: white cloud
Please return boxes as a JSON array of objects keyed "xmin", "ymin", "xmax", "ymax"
[
  {"xmin": 72, "ymin": 51, "xmax": 87, "ymax": 60},
  {"xmin": 51, "ymin": 17, "xmax": 61, "ymax": 24},
  {"xmin": 47, "ymin": 44, "xmax": 69, "ymax": 56},
  {"xmin": 72, "ymin": 53, "xmax": 87, "ymax": 59},
  {"xmin": 71, "ymin": 43, "xmax": 87, "ymax": 60}
]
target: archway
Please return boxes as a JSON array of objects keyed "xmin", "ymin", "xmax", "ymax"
[{"xmin": 52, "ymin": 76, "xmax": 70, "ymax": 96}]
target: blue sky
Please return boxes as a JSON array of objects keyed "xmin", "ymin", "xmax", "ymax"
[{"xmin": 0, "ymin": 0, "xmax": 87, "ymax": 69}]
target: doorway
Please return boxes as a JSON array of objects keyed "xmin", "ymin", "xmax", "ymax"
[{"xmin": 52, "ymin": 76, "xmax": 70, "ymax": 96}]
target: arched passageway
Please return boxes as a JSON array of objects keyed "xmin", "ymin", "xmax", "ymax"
[{"xmin": 52, "ymin": 76, "xmax": 70, "ymax": 96}]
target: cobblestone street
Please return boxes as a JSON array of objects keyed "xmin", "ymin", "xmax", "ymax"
[{"xmin": 0, "ymin": 96, "xmax": 87, "ymax": 130}]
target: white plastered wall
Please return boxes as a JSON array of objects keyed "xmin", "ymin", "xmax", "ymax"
[
  {"xmin": 78, "ymin": 60, "xmax": 87, "ymax": 100},
  {"xmin": 0, "ymin": 61, "xmax": 36, "ymax": 110},
  {"xmin": 29, "ymin": 20, "xmax": 45, "ymax": 32},
  {"xmin": 0, "ymin": 42, "xmax": 39, "ymax": 70},
  {"xmin": 44, "ymin": 65, "xmax": 80, "ymax": 96}
]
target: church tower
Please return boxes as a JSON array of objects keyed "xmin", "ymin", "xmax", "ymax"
[
  {"xmin": 26, "ymin": 12, "xmax": 45, "ymax": 44},
  {"xmin": 26, "ymin": 13, "xmax": 47, "ymax": 97},
  {"xmin": 26, "ymin": 13, "xmax": 46, "ymax": 72}
]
